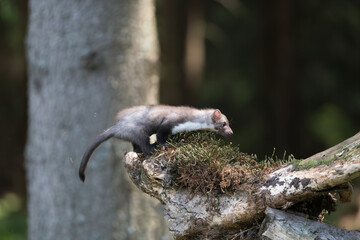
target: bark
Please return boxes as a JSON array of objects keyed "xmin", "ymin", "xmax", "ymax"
[
  {"xmin": 124, "ymin": 132, "xmax": 360, "ymax": 239},
  {"xmin": 26, "ymin": 0, "xmax": 171, "ymax": 239},
  {"xmin": 260, "ymin": 208, "xmax": 360, "ymax": 240}
]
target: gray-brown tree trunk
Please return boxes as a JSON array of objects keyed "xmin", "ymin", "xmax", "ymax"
[{"xmin": 26, "ymin": 0, "xmax": 171, "ymax": 239}]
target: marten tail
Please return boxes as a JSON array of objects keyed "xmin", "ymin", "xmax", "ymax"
[{"xmin": 79, "ymin": 128, "xmax": 114, "ymax": 182}]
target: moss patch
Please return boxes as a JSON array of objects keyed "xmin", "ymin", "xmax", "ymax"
[
  {"xmin": 146, "ymin": 131, "xmax": 285, "ymax": 195},
  {"xmin": 292, "ymin": 155, "xmax": 336, "ymax": 170}
]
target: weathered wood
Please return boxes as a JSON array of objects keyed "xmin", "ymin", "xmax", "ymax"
[
  {"xmin": 259, "ymin": 133, "xmax": 360, "ymax": 208},
  {"xmin": 124, "ymin": 132, "xmax": 360, "ymax": 239},
  {"xmin": 260, "ymin": 208, "xmax": 360, "ymax": 240}
]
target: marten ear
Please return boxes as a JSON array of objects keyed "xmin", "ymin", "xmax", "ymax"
[{"xmin": 212, "ymin": 109, "xmax": 222, "ymax": 121}]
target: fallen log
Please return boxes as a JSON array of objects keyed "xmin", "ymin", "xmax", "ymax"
[{"xmin": 124, "ymin": 132, "xmax": 360, "ymax": 239}]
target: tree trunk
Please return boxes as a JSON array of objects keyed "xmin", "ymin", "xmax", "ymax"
[
  {"xmin": 260, "ymin": 0, "xmax": 298, "ymax": 154},
  {"xmin": 157, "ymin": 0, "xmax": 205, "ymax": 105},
  {"xmin": 157, "ymin": 0, "xmax": 187, "ymax": 104},
  {"xmin": 183, "ymin": 0, "xmax": 205, "ymax": 104},
  {"xmin": 26, "ymin": 0, "xmax": 171, "ymax": 239}
]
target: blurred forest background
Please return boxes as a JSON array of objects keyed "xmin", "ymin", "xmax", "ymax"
[{"xmin": 0, "ymin": 0, "xmax": 359, "ymax": 239}]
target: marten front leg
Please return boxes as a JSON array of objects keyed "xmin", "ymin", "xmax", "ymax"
[
  {"xmin": 156, "ymin": 126, "xmax": 171, "ymax": 147},
  {"xmin": 132, "ymin": 143, "xmax": 142, "ymax": 153},
  {"xmin": 137, "ymin": 139, "xmax": 155, "ymax": 155}
]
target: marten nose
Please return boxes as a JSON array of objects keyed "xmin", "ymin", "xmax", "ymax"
[{"xmin": 225, "ymin": 128, "xmax": 233, "ymax": 136}]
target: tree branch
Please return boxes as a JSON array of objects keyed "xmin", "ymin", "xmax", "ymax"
[{"xmin": 124, "ymin": 132, "xmax": 360, "ymax": 239}]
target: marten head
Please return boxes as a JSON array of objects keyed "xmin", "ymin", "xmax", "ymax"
[{"xmin": 211, "ymin": 109, "xmax": 233, "ymax": 136}]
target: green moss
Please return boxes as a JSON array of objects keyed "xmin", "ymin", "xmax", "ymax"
[
  {"xmin": 293, "ymin": 158, "xmax": 317, "ymax": 170},
  {"xmin": 139, "ymin": 131, "xmax": 358, "ymax": 195},
  {"xmin": 145, "ymin": 131, "xmax": 347, "ymax": 194},
  {"xmin": 293, "ymin": 155, "xmax": 336, "ymax": 170},
  {"xmin": 323, "ymin": 156, "xmax": 336, "ymax": 164},
  {"xmin": 148, "ymin": 131, "xmax": 278, "ymax": 194},
  {"xmin": 262, "ymin": 148, "xmax": 296, "ymax": 168}
]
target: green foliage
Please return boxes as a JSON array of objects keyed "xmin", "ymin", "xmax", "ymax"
[
  {"xmin": 0, "ymin": 193, "xmax": 26, "ymax": 240},
  {"xmin": 0, "ymin": 210, "xmax": 26, "ymax": 240},
  {"xmin": 0, "ymin": 0, "xmax": 23, "ymax": 49},
  {"xmin": 0, "ymin": 0, "xmax": 19, "ymax": 23}
]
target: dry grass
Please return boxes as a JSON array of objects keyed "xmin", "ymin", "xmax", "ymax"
[{"xmin": 148, "ymin": 131, "xmax": 285, "ymax": 195}]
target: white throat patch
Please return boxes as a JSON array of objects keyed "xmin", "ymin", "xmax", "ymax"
[{"xmin": 171, "ymin": 121, "xmax": 215, "ymax": 135}]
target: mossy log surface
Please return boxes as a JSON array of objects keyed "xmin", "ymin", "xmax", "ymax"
[{"xmin": 124, "ymin": 132, "xmax": 360, "ymax": 239}]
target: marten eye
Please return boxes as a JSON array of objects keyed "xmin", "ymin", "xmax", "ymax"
[{"xmin": 222, "ymin": 122, "xmax": 226, "ymax": 127}]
